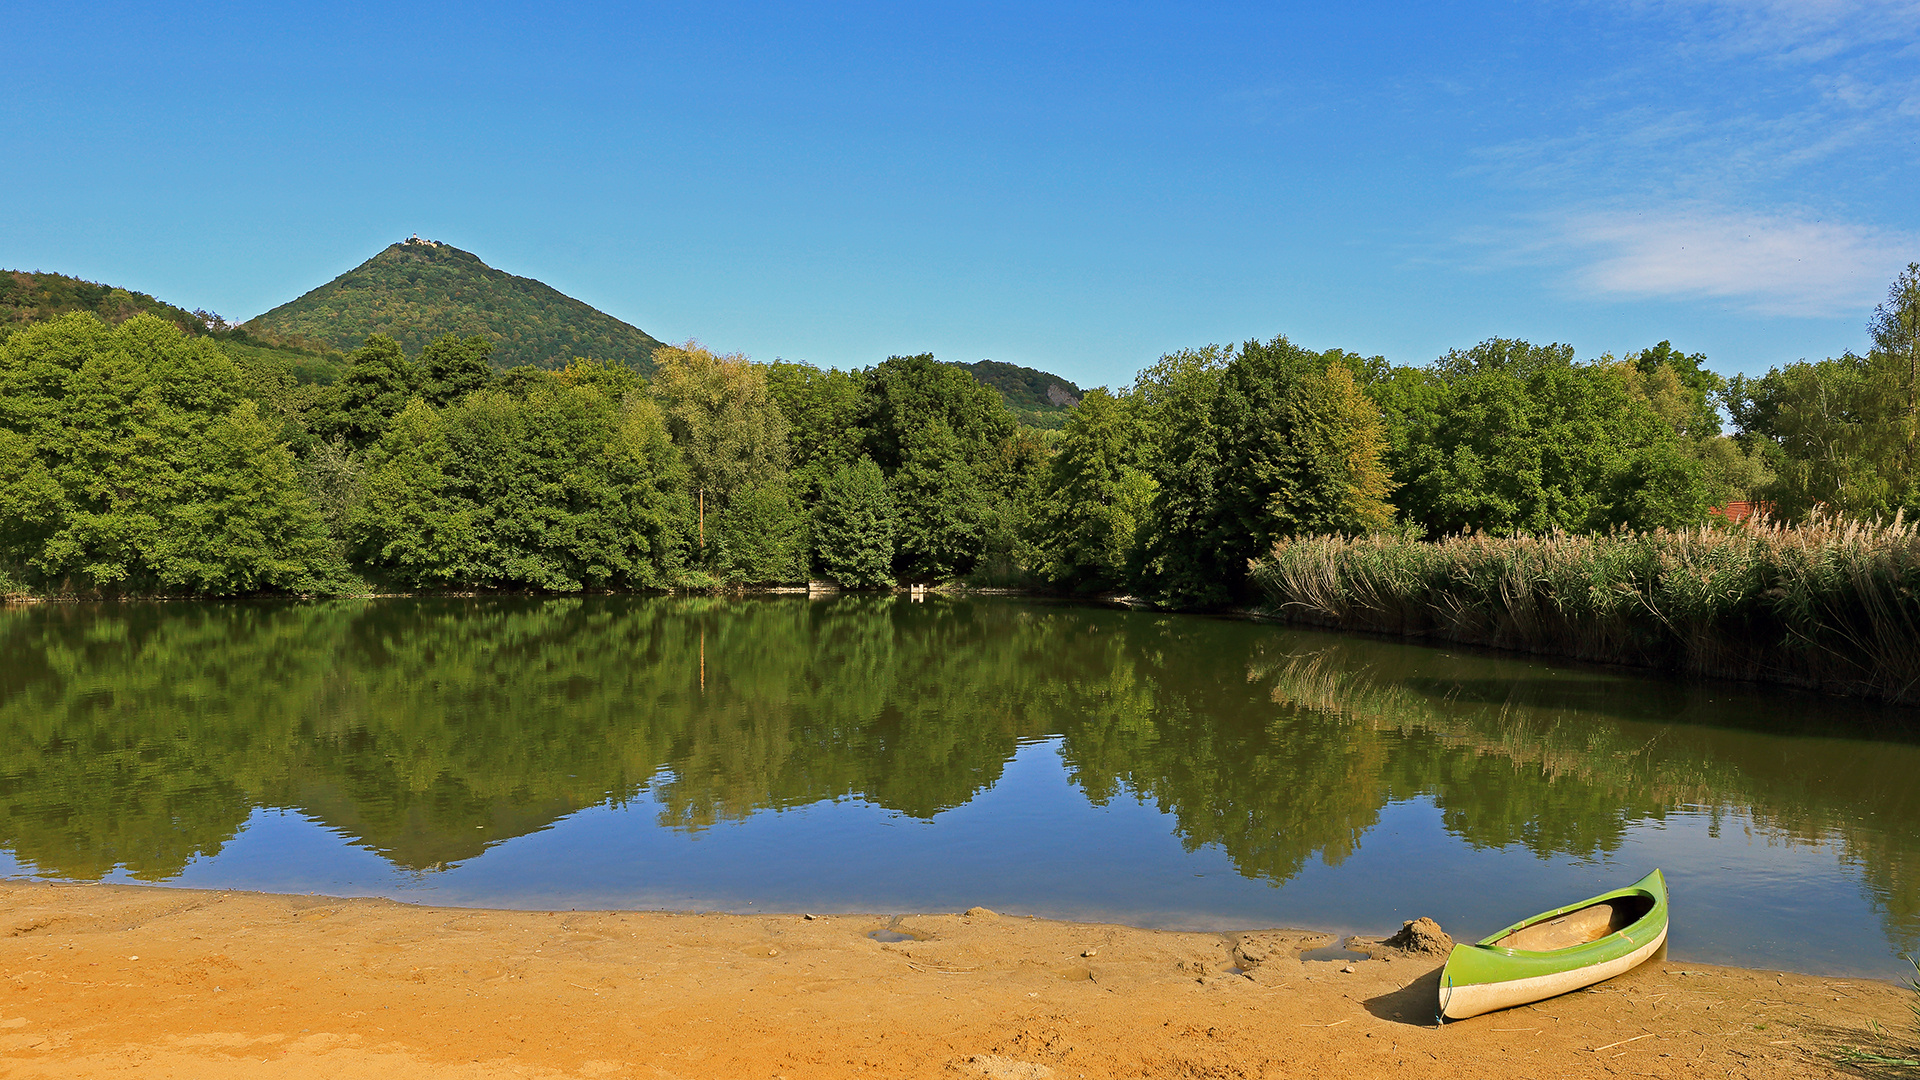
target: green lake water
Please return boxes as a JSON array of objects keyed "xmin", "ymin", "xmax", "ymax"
[{"xmin": 2, "ymin": 595, "xmax": 1915, "ymax": 978}]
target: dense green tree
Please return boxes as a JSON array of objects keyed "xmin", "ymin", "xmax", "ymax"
[
  {"xmin": 1870, "ymin": 263, "xmax": 1920, "ymax": 497},
  {"xmin": 555, "ymin": 356, "xmax": 644, "ymax": 400},
  {"xmin": 1379, "ymin": 339, "xmax": 1708, "ymax": 535},
  {"xmin": 1610, "ymin": 440, "xmax": 1714, "ymax": 529},
  {"xmin": 347, "ymin": 400, "xmax": 475, "ymax": 586},
  {"xmin": 1613, "ymin": 342, "xmax": 1770, "ymax": 509},
  {"xmin": 0, "ymin": 313, "xmax": 334, "ymax": 593},
  {"xmin": 417, "ymin": 333, "xmax": 495, "ymax": 407},
  {"xmin": 811, "ymin": 457, "xmax": 895, "ymax": 587},
  {"xmin": 1727, "ymin": 353, "xmax": 1908, "ymax": 519},
  {"xmin": 1724, "ymin": 264, "xmax": 1920, "ymax": 521},
  {"xmin": 494, "ymin": 363, "xmax": 557, "ymax": 398},
  {"xmin": 708, "ymin": 481, "xmax": 808, "ymax": 584},
  {"xmin": 766, "ymin": 362, "xmax": 863, "ymax": 502},
  {"xmin": 1123, "ymin": 338, "xmax": 1396, "ymax": 604},
  {"xmin": 1215, "ymin": 337, "xmax": 1396, "ymax": 544},
  {"xmin": 971, "ymin": 425, "xmax": 1054, "ymax": 586},
  {"xmin": 298, "ymin": 435, "xmax": 364, "ymax": 560},
  {"xmin": 1624, "ymin": 341, "xmax": 1723, "ymax": 440},
  {"xmin": 852, "ymin": 353, "xmax": 1021, "ymax": 580},
  {"xmin": 1037, "ymin": 389, "xmax": 1155, "ymax": 590},
  {"xmin": 1130, "ymin": 345, "xmax": 1232, "ymax": 603},
  {"xmin": 1432, "ymin": 337, "xmax": 1576, "ymax": 381},
  {"xmin": 857, "ymin": 353, "xmax": 1016, "ymax": 473},
  {"xmin": 889, "ymin": 419, "xmax": 988, "ymax": 579},
  {"xmin": 312, "ymin": 334, "xmax": 418, "ymax": 450},
  {"xmin": 648, "ymin": 341, "xmax": 791, "ymax": 563},
  {"xmin": 351, "ymin": 381, "xmax": 689, "ymax": 590}
]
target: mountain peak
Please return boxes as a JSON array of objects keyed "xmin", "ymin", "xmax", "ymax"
[{"xmin": 245, "ymin": 242, "xmax": 665, "ymax": 370}]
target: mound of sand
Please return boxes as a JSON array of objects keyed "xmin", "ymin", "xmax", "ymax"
[{"xmin": 1383, "ymin": 917, "xmax": 1455, "ymax": 957}]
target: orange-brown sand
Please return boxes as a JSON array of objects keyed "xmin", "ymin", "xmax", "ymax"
[{"xmin": 2, "ymin": 879, "xmax": 1912, "ymax": 1078}]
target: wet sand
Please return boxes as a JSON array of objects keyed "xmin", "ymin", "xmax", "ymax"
[{"xmin": 1, "ymin": 879, "xmax": 1912, "ymax": 1078}]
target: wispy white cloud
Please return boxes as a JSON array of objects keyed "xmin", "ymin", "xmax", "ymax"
[
  {"xmin": 1457, "ymin": 3, "xmax": 1920, "ymax": 321},
  {"xmin": 1469, "ymin": 50, "xmax": 1916, "ymax": 200},
  {"xmin": 1552, "ymin": 205, "xmax": 1915, "ymax": 316},
  {"xmin": 1635, "ymin": 0, "xmax": 1920, "ymax": 61}
]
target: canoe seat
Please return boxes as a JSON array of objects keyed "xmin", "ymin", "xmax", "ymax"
[{"xmin": 1493, "ymin": 895, "xmax": 1655, "ymax": 952}]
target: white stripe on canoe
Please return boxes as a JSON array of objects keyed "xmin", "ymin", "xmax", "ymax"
[{"xmin": 1440, "ymin": 925, "xmax": 1668, "ymax": 1021}]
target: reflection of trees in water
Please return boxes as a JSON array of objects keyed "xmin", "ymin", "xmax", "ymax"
[
  {"xmin": 0, "ymin": 597, "xmax": 1915, "ymax": 960},
  {"xmin": 1043, "ymin": 615, "xmax": 1394, "ymax": 884},
  {"xmin": 0, "ymin": 602, "xmax": 357, "ymax": 878},
  {"xmin": 0, "ymin": 597, "xmax": 1055, "ymax": 875},
  {"xmin": 1246, "ymin": 641, "xmax": 1920, "ymax": 957},
  {"xmin": 646, "ymin": 596, "xmax": 1044, "ymax": 827}
]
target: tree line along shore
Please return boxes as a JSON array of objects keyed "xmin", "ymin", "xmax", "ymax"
[{"xmin": 1, "ymin": 265, "xmax": 1917, "ymax": 698}]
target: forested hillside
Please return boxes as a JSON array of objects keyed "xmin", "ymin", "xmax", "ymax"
[
  {"xmin": 3, "ymin": 264, "xmax": 1917, "ymax": 619},
  {"xmin": 245, "ymin": 239, "xmax": 666, "ymax": 371},
  {"xmin": 8, "ymin": 259, "xmax": 1079, "ymax": 427},
  {"xmin": 2, "ymin": 269, "xmax": 347, "ymax": 386},
  {"xmin": 2, "ymin": 270, "xmax": 209, "ymax": 337}
]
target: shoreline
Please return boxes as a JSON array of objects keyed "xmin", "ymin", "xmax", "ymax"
[
  {"xmin": 3, "ymin": 879, "xmax": 1912, "ymax": 1079},
  {"xmin": 5, "ymin": 871, "xmax": 1909, "ymax": 984}
]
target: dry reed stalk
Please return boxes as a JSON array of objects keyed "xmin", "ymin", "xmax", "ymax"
[{"xmin": 1250, "ymin": 516, "xmax": 1920, "ymax": 706}]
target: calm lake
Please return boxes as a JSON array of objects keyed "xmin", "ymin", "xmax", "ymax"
[{"xmin": 2, "ymin": 595, "xmax": 1915, "ymax": 978}]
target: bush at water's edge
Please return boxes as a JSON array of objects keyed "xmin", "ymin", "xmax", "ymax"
[{"xmin": 1249, "ymin": 517, "xmax": 1920, "ymax": 706}]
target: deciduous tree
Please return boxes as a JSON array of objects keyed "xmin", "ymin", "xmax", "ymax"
[
  {"xmin": 648, "ymin": 341, "xmax": 792, "ymax": 563},
  {"xmin": 767, "ymin": 361, "xmax": 863, "ymax": 503},
  {"xmin": 1869, "ymin": 262, "xmax": 1920, "ymax": 500},
  {"xmin": 811, "ymin": 456, "xmax": 895, "ymax": 587},
  {"xmin": 0, "ymin": 313, "xmax": 333, "ymax": 593},
  {"xmin": 1380, "ymin": 339, "xmax": 1706, "ymax": 535},
  {"xmin": 417, "ymin": 333, "xmax": 495, "ymax": 407},
  {"xmin": 1038, "ymin": 389, "xmax": 1154, "ymax": 590},
  {"xmin": 352, "ymin": 382, "xmax": 688, "ymax": 590},
  {"xmin": 313, "ymin": 334, "xmax": 419, "ymax": 450}
]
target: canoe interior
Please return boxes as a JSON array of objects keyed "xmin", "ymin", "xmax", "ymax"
[{"xmin": 1491, "ymin": 894, "xmax": 1656, "ymax": 952}]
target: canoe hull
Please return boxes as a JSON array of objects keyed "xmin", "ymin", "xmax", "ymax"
[
  {"xmin": 1439, "ymin": 868, "xmax": 1669, "ymax": 1022},
  {"xmin": 1439, "ymin": 921, "xmax": 1666, "ymax": 1020}
]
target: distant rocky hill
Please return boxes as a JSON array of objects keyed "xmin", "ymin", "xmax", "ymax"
[
  {"xmin": 958, "ymin": 359, "xmax": 1083, "ymax": 429},
  {"xmin": 244, "ymin": 238, "xmax": 666, "ymax": 371}
]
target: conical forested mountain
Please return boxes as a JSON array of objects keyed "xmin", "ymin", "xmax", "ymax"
[{"xmin": 245, "ymin": 238, "xmax": 666, "ymax": 370}]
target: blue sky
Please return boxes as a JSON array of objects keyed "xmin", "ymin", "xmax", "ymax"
[{"xmin": 4, "ymin": 1, "xmax": 1916, "ymax": 387}]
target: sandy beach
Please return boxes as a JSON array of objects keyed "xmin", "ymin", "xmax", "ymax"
[{"xmin": 1, "ymin": 878, "xmax": 1911, "ymax": 1079}]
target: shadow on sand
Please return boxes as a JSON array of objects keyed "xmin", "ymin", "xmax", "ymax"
[{"xmin": 1364, "ymin": 964, "xmax": 1446, "ymax": 1027}]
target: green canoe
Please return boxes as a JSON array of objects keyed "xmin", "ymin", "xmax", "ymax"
[{"xmin": 1439, "ymin": 868, "xmax": 1668, "ymax": 1021}]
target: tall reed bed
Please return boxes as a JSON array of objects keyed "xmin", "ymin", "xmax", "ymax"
[{"xmin": 1250, "ymin": 518, "xmax": 1920, "ymax": 705}]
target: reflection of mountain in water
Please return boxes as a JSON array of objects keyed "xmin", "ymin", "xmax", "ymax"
[{"xmin": 1, "ymin": 596, "xmax": 1915, "ymax": 956}]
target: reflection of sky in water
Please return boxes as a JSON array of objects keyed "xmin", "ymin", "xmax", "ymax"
[
  {"xmin": 3, "ymin": 596, "xmax": 1916, "ymax": 982},
  {"xmin": 6, "ymin": 738, "xmax": 1902, "ymax": 978}
]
